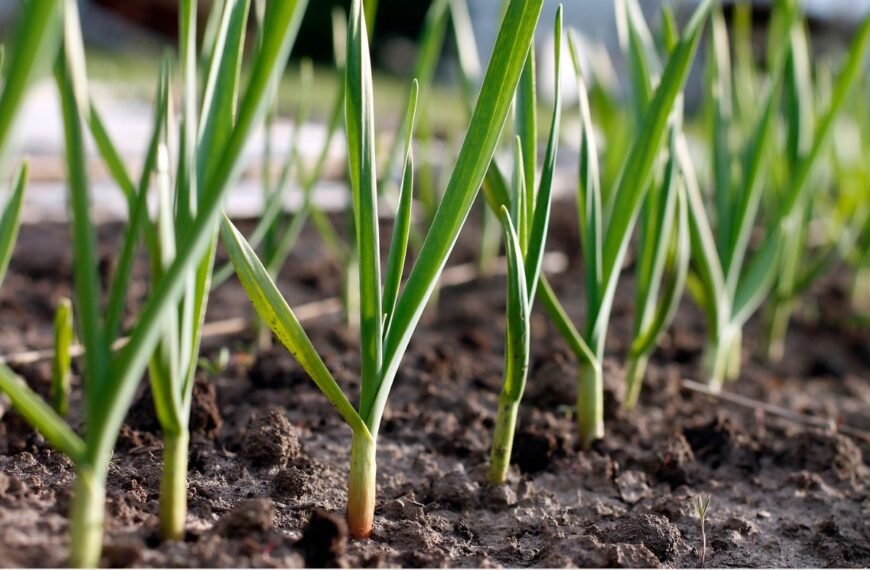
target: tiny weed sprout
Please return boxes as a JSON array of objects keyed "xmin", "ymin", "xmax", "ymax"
[
  {"xmin": 0, "ymin": 0, "xmax": 307, "ymax": 564},
  {"xmin": 221, "ymin": 0, "xmax": 543, "ymax": 538},
  {"xmin": 52, "ymin": 298, "xmax": 74, "ymax": 417},
  {"xmin": 695, "ymin": 494, "xmax": 712, "ymax": 567}
]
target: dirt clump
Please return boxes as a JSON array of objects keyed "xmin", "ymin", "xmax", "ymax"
[
  {"xmin": 240, "ymin": 408, "xmax": 301, "ymax": 467},
  {"xmin": 297, "ymin": 510, "xmax": 348, "ymax": 568},
  {"xmin": 214, "ymin": 498, "xmax": 274, "ymax": 537}
]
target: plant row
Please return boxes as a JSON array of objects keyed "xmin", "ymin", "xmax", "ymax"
[{"xmin": 0, "ymin": 0, "xmax": 867, "ymax": 566}]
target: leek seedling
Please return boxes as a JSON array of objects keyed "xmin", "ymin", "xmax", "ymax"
[
  {"xmin": 613, "ymin": 0, "xmax": 691, "ymax": 410},
  {"xmin": 488, "ymin": 8, "xmax": 563, "ymax": 485},
  {"xmin": 764, "ymin": 47, "xmax": 869, "ymax": 361},
  {"xmin": 0, "ymin": 0, "xmax": 306, "ymax": 564},
  {"xmin": 521, "ymin": 1, "xmax": 710, "ymax": 447},
  {"xmin": 685, "ymin": 8, "xmax": 870, "ymax": 390},
  {"xmin": 221, "ymin": 0, "xmax": 543, "ymax": 538},
  {"xmin": 52, "ymin": 298, "xmax": 74, "ymax": 417},
  {"xmin": 85, "ymin": 0, "xmax": 308, "ymax": 541}
]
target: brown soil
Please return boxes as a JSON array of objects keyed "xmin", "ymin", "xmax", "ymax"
[{"xmin": 0, "ymin": 203, "xmax": 868, "ymax": 568}]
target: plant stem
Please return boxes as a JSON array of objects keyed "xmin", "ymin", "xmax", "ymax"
[
  {"xmin": 623, "ymin": 353, "xmax": 649, "ymax": 411},
  {"xmin": 705, "ymin": 327, "xmax": 736, "ymax": 393},
  {"xmin": 765, "ymin": 300, "xmax": 792, "ymax": 363},
  {"xmin": 488, "ymin": 395, "xmax": 519, "ymax": 484},
  {"xmin": 853, "ymin": 265, "xmax": 870, "ymax": 313},
  {"xmin": 159, "ymin": 430, "xmax": 189, "ymax": 541},
  {"xmin": 68, "ymin": 466, "xmax": 106, "ymax": 568},
  {"xmin": 700, "ymin": 517, "xmax": 707, "ymax": 567},
  {"xmin": 577, "ymin": 362, "xmax": 604, "ymax": 450},
  {"xmin": 726, "ymin": 328, "xmax": 742, "ymax": 382},
  {"xmin": 347, "ymin": 429, "xmax": 376, "ymax": 539}
]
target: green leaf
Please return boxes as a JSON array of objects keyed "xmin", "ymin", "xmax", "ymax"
[
  {"xmin": 0, "ymin": 163, "xmax": 27, "ymax": 288},
  {"xmin": 723, "ymin": 73, "xmax": 782, "ymax": 296},
  {"xmin": 524, "ymin": 6, "xmax": 562, "ymax": 302},
  {"xmin": 660, "ymin": 5, "xmax": 679, "ymax": 54},
  {"xmin": 220, "ymin": 216, "xmax": 368, "ymax": 434},
  {"xmin": 177, "ymin": 0, "xmax": 199, "ymax": 226},
  {"xmin": 536, "ymin": 276, "xmax": 597, "ymax": 367},
  {"xmin": 510, "ymin": 137, "xmax": 526, "ymax": 242},
  {"xmin": 383, "ymin": 80, "xmax": 419, "ymax": 331},
  {"xmin": 104, "ymin": 62, "xmax": 170, "ymax": 340},
  {"xmin": 634, "ymin": 131, "xmax": 680, "ymax": 336},
  {"xmin": 90, "ymin": 0, "xmax": 309, "ymax": 465},
  {"xmin": 621, "ymin": 0, "xmax": 656, "ymax": 123},
  {"xmin": 0, "ymin": 0, "xmax": 61, "ymax": 159},
  {"xmin": 678, "ymin": 136, "xmax": 726, "ymax": 333},
  {"xmin": 0, "ymin": 363, "xmax": 86, "ymax": 465},
  {"xmin": 569, "ymin": 44, "xmax": 603, "ymax": 330},
  {"xmin": 708, "ymin": 7, "xmax": 734, "ymax": 259},
  {"xmin": 631, "ymin": 179, "xmax": 690, "ymax": 357},
  {"xmin": 373, "ymin": 0, "xmax": 545, "ymax": 436},
  {"xmin": 732, "ymin": 232, "xmax": 782, "ymax": 327},
  {"xmin": 56, "ymin": 33, "xmax": 108, "ymax": 405},
  {"xmin": 346, "ymin": 0, "xmax": 383, "ymax": 418},
  {"xmin": 498, "ymin": 206, "xmax": 530, "ymax": 401},
  {"xmin": 592, "ymin": 0, "xmax": 710, "ymax": 349},
  {"xmin": 52, "ymin": 298, "xmax": 74, "ymax": 418},
  {"xmin": 198, "ymin": 0, "xmax": 251, "ymax": 184},
  {"xmin": 781, "ymin": 15, "xmax": 870, "ymax": 220},
  {"xmin": 148, "ymin": 144, "xmax": 184, "ymax": 432},
  {"xmin": 516, "ymin": 45, "xmax": 537, "ymax": 245}
]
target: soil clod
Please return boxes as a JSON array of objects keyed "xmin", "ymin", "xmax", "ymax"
[
  {"xmin": 603, "ymin": 513, "xmax": 682, "ymax": 563},
  {"xmin": 240, "ymin": 408, "xmax": 301, "ymax": 468},
  {"xmin": 297, "ymin": 510, "xmax": 348, "ymax": 568},
  {"xmin": 214, "ymin": 498, "xmax": 275, "ymax": 538}
]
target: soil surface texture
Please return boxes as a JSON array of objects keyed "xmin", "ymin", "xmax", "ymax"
[{"xmin": 0, "ymin": 203, "xmax": 868, "ymax": 568}]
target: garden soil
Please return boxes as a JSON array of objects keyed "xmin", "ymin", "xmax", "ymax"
[{"xmin": 0, "ymin": 203, "xmax": 868, "ymax": 568}]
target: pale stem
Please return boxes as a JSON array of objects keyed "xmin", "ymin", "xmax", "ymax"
[
  {"xmin": 347, "ymin": 430, "xmax": 376, "ymax": 539},
  {"xmin": 623, "ymin": 353, "xmax": 649, "ymax": 411},
  {"xmin": 68, "ymin": 466, "xmax": 106, "ymax": 568},
  {"xmin": 488, "ymin": 396, "xmax": 519, "ymax": 484},
  {"xmin": 577, "ymin": 362, "xmax": 604, "ymax": 449},
  {"xmin": 160, "ymin": 430, "xmax": 189, "ymax": 541}
]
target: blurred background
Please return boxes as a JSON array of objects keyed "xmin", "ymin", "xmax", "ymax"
[
  {"xmin": 1, "ymin": 0, "xmax": 868, "ymax": 223},
  {"xmin": 3, "ymin": 1, "xmax": 869, "ymax": 69}
]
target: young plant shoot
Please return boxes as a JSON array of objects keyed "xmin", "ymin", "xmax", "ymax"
[
  {"xmin": 683, "ymin": 7, "xmax": 870, "ymax": 390},
  {"xmin": 614, "ymin": 0, "xmax": 691, "ymax": 410},
  {"xmin": 0, "ymin": 0, "xmax": 307, "ymax": 564},
  {"xmin": 530, "ymin": 0, "xmax": 710, "ymax": 447},
  {"xmin": 221, "ymin": 0, "xmax": 544, "ymax": 538},
  {"xmin": 52, "ymin": 297, "xmax": 74, "ymax": 417},
  {"xmin": 488, "ymin": 8, "xmax": 563, "ymax": 485}
]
